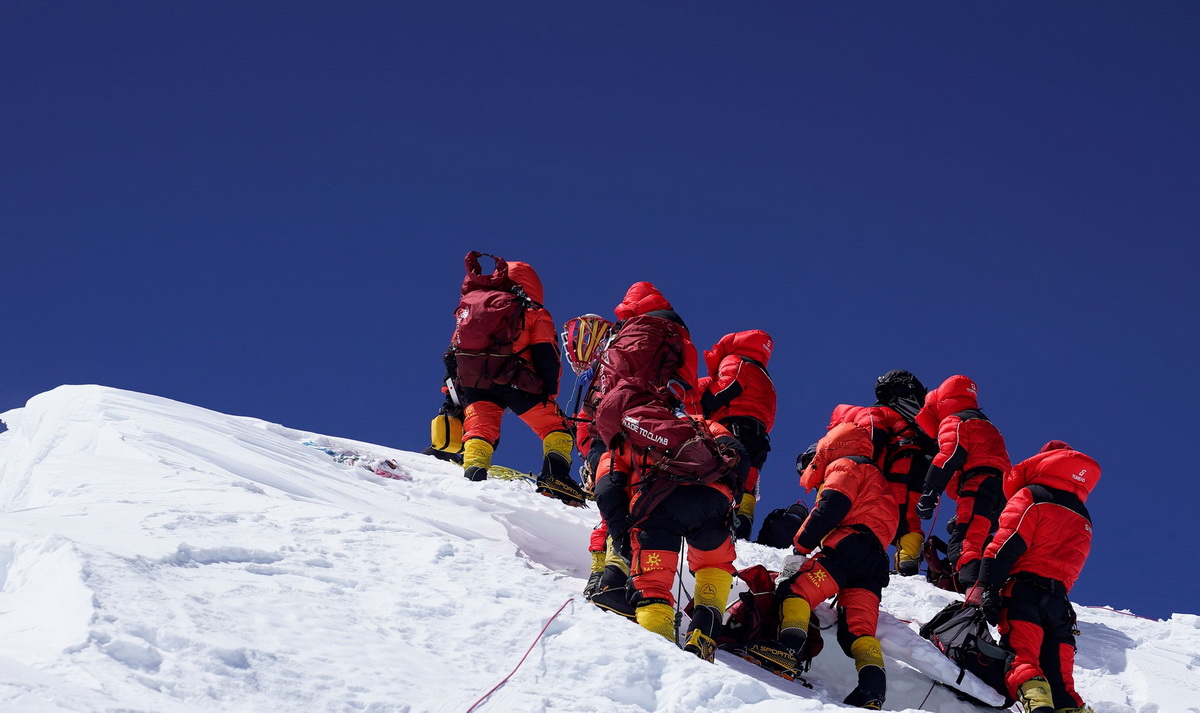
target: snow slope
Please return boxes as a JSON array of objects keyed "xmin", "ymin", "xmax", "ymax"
[{"xmin": 0, "ymin": 385, "xmax": 1195, "ymax": 712}]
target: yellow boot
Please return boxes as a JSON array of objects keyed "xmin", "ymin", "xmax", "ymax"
[
  {"xmin": 584, "ymin": 550, "xmax": 606, "ymax": 597},
  {"xmin": 778, "ymin": 596, "xmax": 811, "ymax": 652},
  {"xmin": 1018, "ymin": 676, "xmax": 1055, "ymax": 713},
  {"xmin": 604, "ymin": 538, "xmax": 631, "ymax": 574},
  {"xmin": 845, "ymin": 636, "xmax": 886, "ymax": 709},
  {"xmin": 734, "ymin": 492, "xmax": 757, "ymax": 539},
  {"xmin": 462, "ymin": 438, "xmax": 493, "ymax": 481},
  {"xmin": 688, "ymin": 567, "xmax": 733, "ymax": 651},
  {"xmin": 896, "ymin": 531, "xmax": 924, "ymax": 576},
  {"xmin": 693, "ymin": 567, "xmax": 733, "ymax": 615},
  {"xmin": 542, "ymin": 430, "xmax": 573, "ymax": 462},
  {"xmin": 536, "ymin": 431, "xmax": 585, "ymax": 505},
  {"xmin": 635, "ymin": 602, "xmax": 677, "ymax": 642}
]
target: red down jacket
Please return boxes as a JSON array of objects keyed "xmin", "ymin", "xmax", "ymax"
[
  {"xmin": 795, "ymin": 422, "xmax": 899, "ymax": 554},
  {"xmin": 916, "ymin": 375, "xmax": 1010, "ymax": 498},
  {"xmin": 697, "ymin": 330, "xmax": 776, "ymax": 430},
  {"xmin": 829, "ymin": 403, "xmax": 925, "ymax": 485},
  {"xmin": 980, "ymin": 441, "xmax": 1100, "ymax": 591}
]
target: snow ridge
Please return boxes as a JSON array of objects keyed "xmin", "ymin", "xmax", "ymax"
[{"xmin": 0, "ymin": 385, "xmax": 1195, "ymax": 712}]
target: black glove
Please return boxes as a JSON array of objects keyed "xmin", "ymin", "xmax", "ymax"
[
  {"xmin": 984, "ymin": 585, "xmax": 1003, "ymax": 624},
  {"xmin": 732, "ymin": 513, "xmax": 752, "ymax": 541},
  {"xmin": 609, "ymin": 526, "xmax": 633, "ymax": 563},
  {"xmin": 624, "ymin": 576, "xmax": 642, "ymax": 606},
  {"xmin": 964, "ymin": 584, "xmax": 1001, "ymax": 626},
  {"xmin": 715, "ymin": 435, "xmax": 750, "ymax": 481},
  {"xmin": 915, "ymin": 489, "xmax": 940, "ymax": 520},
  {"xmin": 980, "ymin": 587, "xmax": 1001, "ymax": 626}
]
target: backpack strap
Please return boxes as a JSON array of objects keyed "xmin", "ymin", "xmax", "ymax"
[
  {"xmin": 953, "ymin": 408, "xmax": 990, "ymax": 422},
  {"xmin": 1026, "ymin": 484, "xmax": 1091, "ymax": 523}
]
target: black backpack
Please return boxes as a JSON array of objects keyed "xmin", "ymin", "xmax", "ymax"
[
  {"xmin": 919, "ymin": 602, "xmax": 1016, "ymax": 708},
  {"xmin": 754, "ymin": 502, "xmax": 810, "ymax": 549}
]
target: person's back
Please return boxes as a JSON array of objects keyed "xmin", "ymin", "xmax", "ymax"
[
  {"xmin": 797, "ymin": 422, "xmax": 899, "ymax": 554},
  {"xmin": 830, "ymin": 369, "xmax": 935, "ymax": 576},
  {"xmin": 609, "ymin": 282, "xmax": 699, "ymax": 395},
  {"xmin": 970, "ymin": 441, "xmax": 1099, "ymax": 713},
  {"xmin": 758, "ymin": 422, "xmax": 897, "ymax": 709},
  {"xmin": 590, "ymin": 380, "xmax": 747, "ymax": 662},
  {"xmin": 578, "ymin": 282, "xmax": 698, "ymax": 466},
  {"xmin": 443, "ymin": 251, "xmax": 584, "ymax": 505},
  {"xmin": 914, "ymin": 375, "xmax": 1011, "ymax": 586},
  {"xmin": 699, "ymin": 329, "xmax": 776, "ymax": 540},
  {"xmin": 985, "ymin": 442, "xmax": 1096, "ymax": 589}
]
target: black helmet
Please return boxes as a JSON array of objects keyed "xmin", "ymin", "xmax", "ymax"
[
  {"xmin": 875, "ymin": 369, "xmax": 927, "ymax": 405},
  {"xmin": 795, "ymin": 443, "xmax": 819, "ymax": 475}
]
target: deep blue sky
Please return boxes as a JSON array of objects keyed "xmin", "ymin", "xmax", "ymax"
[{"xmin": 3, "ymin": 3, "xmax": 1197, "ymax": 620}]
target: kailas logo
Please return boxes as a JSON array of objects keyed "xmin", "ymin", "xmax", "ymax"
[
  {"xmin": 623, "ymin": 416, "xmax": 669, "ymax": 445},
  {"xmin": 456, "ymin": 307, "xmax": 469, "ymax": 324},
  {"xmin": 1073, "ymin": 468, "xmax": 1088, "ymax": 483}
]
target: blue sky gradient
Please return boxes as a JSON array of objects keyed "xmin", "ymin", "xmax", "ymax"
[{"xmin": 3, "ymin": 2, "xmax": 1198, "ymax": 619}]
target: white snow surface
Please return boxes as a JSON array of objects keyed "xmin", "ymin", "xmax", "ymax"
[{"xmin": 0, "ymin": 385, "xmax": 1195, "ymax": 713}]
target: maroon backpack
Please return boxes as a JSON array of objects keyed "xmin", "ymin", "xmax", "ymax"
[
  {"xmin": 710, "ymin": 565, "xmax": 824, "ymax": 668},
  {"xmin": 593, "ymin": 378, "xmax": 741, "ymax": 522},
  {"xmin": 450, "ymin": 252, "xmax": 535, "ymax": 391},
  {"xmin": 581, "ymin": 314, "xmax": 687, "ymax": 416}
]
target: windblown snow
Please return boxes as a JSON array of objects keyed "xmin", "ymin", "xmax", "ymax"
[{"xmin": 0, "ymin": 386, "xmax": 1195, "ymax": 712}]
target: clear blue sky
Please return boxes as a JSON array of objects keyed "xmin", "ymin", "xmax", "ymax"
[{"xmin": 3, "ymin": 2, "xmax": 1198, "ymax": 620}]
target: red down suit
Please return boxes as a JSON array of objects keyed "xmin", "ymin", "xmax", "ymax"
[
  {"xmin": 786, "ymin": 422, "xmax": 898, "ymax": 642},
  {"xmin": 575, "ymin": 282, "xmax": 700, "ymax": 460},
  {"xmin": 829, "ymin": 403, "xmax": 927, "ymax": 544},
  {"xmin": 916, "ymin": 375, "xmax": 1010, "ymax": 578},
  {"xmin": 593, "ymin": 419, "xmax": 738, "ymax": 607},
  {"xmin": 980, "ymin": 440, "xmax": 1099, "ymax": 709},
  {"xmin": 698, "ymin": 329, "xmax": 776, "ymax": 496},
  {"xmin": 454, "ymin": 260, "xmax": 568, "ymax": 445}
]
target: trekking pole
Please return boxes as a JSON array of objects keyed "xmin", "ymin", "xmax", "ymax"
[
  {"xmin": 673, "ymin": 541, "xmax": 686, "ymax": 646},
  {"xmin": 917, "ymin": 679, "xmax": 937, "ymax": 708}
]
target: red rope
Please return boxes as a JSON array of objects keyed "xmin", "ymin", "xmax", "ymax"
[{"xmin": 465, "ymin": 597, "xmax": 575, "ymax": 712}]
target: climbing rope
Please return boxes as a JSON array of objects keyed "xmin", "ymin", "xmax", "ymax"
[{"xmin": 465, "ymin": 596, "xmax": 575, "ymax": 712}]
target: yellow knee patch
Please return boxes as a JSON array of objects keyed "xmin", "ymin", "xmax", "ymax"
[
  {"xmin": 693, "ymin": 567, "xmax": 733, "ymax": 615},
  {"xmin": 462, "ymin": 438, "xmax": 494, "ymax": 470},
  {"xmin": 1018, "ymin": 677, "xmax": 1054, "ymax": 711},
  {"xmin": 898, "ymin": 531, "xmax": 924, "ymax": 564},
  {"xmin": 636, "ymin": 602, "xmax": 677, "ymax": 642},
  {"xmin": 604, "ymin": 538, "xmax": 631, "ymax": 573},
  {"xmin": 850, "ymin": 636, "xmax": 884, "ymax": 671},
  {"xmin": 780, "ymin": 596, "xmax": 812, "ymax": 634},
  {"xmin": 542, "ymin": 430, "xmax": 573, "ymax": 461}
]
